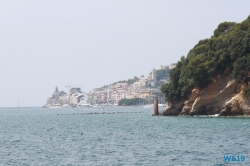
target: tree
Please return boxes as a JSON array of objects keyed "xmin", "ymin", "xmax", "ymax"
[
  {"xmin": 213, "ymin": 22, "xmax": 236, "ymax": 37},
  {"xmin": 232, "ymin": 57, "xmax": 247, "ymax": 82},
  {"xmin": 187, "ymin": 56, "xmax": 214, "ymax": 89},
  {"xmin": 156, "ymin": 69, "xmax": 170, "ymax": 81},
  {"xmin": 118, "ymin": 98, "xmax": 146, "ymax": 106},
  {"xmin": 161, "ymin": 15, "xmax": 250, "ymax": 103}
]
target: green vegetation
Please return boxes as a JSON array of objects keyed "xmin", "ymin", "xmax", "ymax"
[
  {"xmin": 118, "ymin": 98, "xmax": 147, "ymax": 106},
  {"xmin": 110, "ymin": 68, "xmax": 171, "ymax": 87},
  {"xmin": 110, "ymin": 76, "xmax": 139, "ymax": 86},
  {"xmin": 127, "ymin": 76, "xmax": 139, "ymax": 85},
  {"xmin": 244, "ymin": 87, "xmax": 250, "ymax": 97},
  {"xmin": 161, "ymin": 15, "xmax": 250, "ymax": 102},
  {"xmin": 156, "ymin": 69, "xmax": 170, "ymax": 81}
]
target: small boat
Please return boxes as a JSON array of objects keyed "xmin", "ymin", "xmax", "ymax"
[
  {"xmin": 77, "ymin": 102, "xmax": 92, "ymax": 108},
  {"xmin": 99, "ymin": 108, "xmax": 104, "ymax": 110},
  {"xmin": 143, "ymin": 104, "xmax": 153, "ymax": 108}
]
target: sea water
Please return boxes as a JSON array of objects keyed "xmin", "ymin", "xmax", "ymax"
[{"xmin": 0, "ymin": 107, "xmax": 249, "ymax": 165}]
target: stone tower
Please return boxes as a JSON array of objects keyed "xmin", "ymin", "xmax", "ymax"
[
  {"xmin": 152, "ymin": 68, "xmax": 156, "ymax": 82},
  {"xmin": 55, "ymin": 86, "xmax": 58, "ymax": 92}
]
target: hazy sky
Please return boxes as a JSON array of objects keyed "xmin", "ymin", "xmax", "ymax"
[{"xmin": 0, "ymin": 1, "xmax": 250, "ymax": 107}]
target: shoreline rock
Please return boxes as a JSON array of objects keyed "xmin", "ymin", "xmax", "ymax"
[{"xmin": 159, "ymin": 74, "xmax": 250, "ymax": 116}]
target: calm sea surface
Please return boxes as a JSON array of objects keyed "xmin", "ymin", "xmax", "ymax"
[{"xmin": 0, "ymin": 107, "xmax": 249, "ymax": 166}]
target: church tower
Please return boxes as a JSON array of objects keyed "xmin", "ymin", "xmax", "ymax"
[{"xmin": 151, "ymin": 68, "xmax": 157, "ymax": 87}]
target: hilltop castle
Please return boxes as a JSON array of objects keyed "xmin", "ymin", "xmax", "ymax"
[{"xmin": 43, "ymin": 86, "xmax": 68, "ymax": 108}]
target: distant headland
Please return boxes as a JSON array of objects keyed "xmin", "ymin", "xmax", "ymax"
[{"xmin": 43, "ymin": 64, "xmax": 176, "ymax": 108}]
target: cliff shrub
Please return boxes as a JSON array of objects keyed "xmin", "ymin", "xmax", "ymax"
[
  {"xmin": 244, "ymin": 87, "xmax": 250, "ymax": 97},
  {"xmin": 161, "ymin": 15, "xmax": 250, "ymax": 102}
]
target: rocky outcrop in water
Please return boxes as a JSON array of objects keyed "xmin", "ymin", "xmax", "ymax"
[
  {"xmin": 159, "ymin": 101, "xmax": 184, "ymax": 116},
  {"xmin": 159, "ymin": 74, "xmax": 250, "ymax": 116}
]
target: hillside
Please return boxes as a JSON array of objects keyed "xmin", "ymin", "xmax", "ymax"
[
  {"xmin": 160, "ymin": 15, "xmax": 250, "ymax": 116},
  {"xmin": 108, "ymin": 68, "xmax": 170, "ymax": 87}
]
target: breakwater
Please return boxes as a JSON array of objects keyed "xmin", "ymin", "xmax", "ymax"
[{"xmin": 57, "ymin": 111, "xmax": 146, "ymax": 116}]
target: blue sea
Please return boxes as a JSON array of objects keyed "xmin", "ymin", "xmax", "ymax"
[{"xmin": 0, "ymin": 107, "xmax": 249, "ymax": 165}]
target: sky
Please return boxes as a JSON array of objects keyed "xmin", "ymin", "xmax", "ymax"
[{"xmin": 0, "ymin": 0, "xmax": 250, "ymax": 107}]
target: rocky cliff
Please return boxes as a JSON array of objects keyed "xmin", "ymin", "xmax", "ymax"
[{"xmin": 159, "ymin": 74, "xmax": 250, "ymax": 116}]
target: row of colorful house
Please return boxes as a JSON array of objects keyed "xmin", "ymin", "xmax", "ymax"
[
  {"xmin": 87, "ymin": 65, "xmax": 176, "ymax": 104},
  {"xmin": 88, "ymin": 83, "xmax": 162, "ymax": 105}
]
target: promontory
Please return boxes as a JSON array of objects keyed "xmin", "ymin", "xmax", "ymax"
[{"xmin": 160, "ymin": 15, "xmax": 250, "ymax": 116}]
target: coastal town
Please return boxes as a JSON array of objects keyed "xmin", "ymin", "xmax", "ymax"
[{"xmin": 43, "ymin": 63, "xmax": 176, "ymax": 108}]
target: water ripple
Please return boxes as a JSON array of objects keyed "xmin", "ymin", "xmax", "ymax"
[{"xmin": 0, "ymin": 107, "xmax": 249, "ymax": 165}]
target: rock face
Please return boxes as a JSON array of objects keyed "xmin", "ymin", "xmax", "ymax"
[
  {"xmin": 159, "ymin": 74, "xmax": 250, "ymax": 116},
  {"xmin": 159, "ymin": 101, "xmax": 184, "ymax": 116}
]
